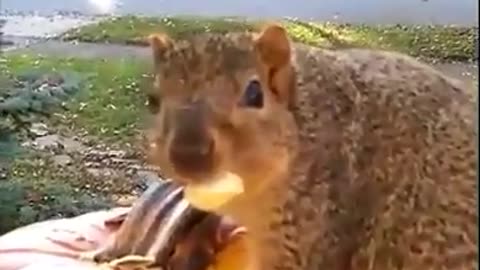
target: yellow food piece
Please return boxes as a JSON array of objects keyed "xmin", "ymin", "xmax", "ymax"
[{"xmin": 184, "ymin": 172, "xmax": 244, "ymax": 211}]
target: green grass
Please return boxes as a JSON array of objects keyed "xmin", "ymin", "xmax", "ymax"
[
  {"xmin": 2, "ymin": 54, "xmax": 151, "ymax": 143},
  {"xmin": 1, "ymin": 55, "xmax": 148, "ymax": 233},
  {"xmin": 64, "ymin": 16, "xmax": 257, "ymax": 45},
  {"xmin": 62, "ymin": 16, "xmax": 478, "ymax": 62},
  {"xmin": 1, "ymin": 151, "xmax": 114, "ymax": 234}
]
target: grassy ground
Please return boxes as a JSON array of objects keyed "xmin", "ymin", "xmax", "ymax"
[
  {"xmin": 62, "ymin": 15, "xmax": 478, "ymax": 62},
  {"xmin": 2, "ymin": 54, "xmax": 151, "ymax": 144},
  {"xmin": 1, "ymin": 152, "xmax": 113, "ymax": 233},
  {"xmin": 1, "ymin": 54, "xmax": 151, "ymax": 233}
]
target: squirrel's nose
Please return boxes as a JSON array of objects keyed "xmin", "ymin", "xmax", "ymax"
[{"xmin": 168, "ymin": 133, "xmax": 215, "ymax": 179}]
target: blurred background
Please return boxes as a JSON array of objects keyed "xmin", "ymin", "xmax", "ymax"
[{"xmin": 1, "ymin": 0, "xmax": 478, "ymax": 26}]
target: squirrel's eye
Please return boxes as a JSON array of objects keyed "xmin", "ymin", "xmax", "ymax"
[{"xmin": 240, "ymin": 80, "xmax": 263, "ymax": 108}]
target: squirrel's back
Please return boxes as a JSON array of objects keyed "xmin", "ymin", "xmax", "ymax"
[{"xmin": 273, "ymin": 45, "xmax": 477, "ymax": 270}]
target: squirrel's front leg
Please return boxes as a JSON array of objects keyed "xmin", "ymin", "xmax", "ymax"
[{"xmin": 207, "ymin": 232, "xmax": 250, "ymax": 270}]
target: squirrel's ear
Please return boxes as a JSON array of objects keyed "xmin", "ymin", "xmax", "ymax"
[
  {"xmin": 254, "ymin": 23, "xmax": 296, "ymax": 110},
  {"xmin": 148, "ymin": 33, "xmax": 174, "ymax": 68},
  {"xmin": 254, "ymin": 23, "xmax": 291, "ymax": 68}
]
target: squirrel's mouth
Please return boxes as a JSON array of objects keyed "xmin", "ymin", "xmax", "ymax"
[
  {"xmin": 172, "ymin": 168, "xmax": 217, "ymax": 185},
  {"xmin": 182, "ymin": 171, "xmax": 245, "ymax": 212},
  {"xmin": 168, "ymin": 154, "xmax": 223, "ymax": 186}
]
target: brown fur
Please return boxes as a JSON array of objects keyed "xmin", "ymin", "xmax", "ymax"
[{"xmin": 146, "ymin": 23, "xmax": 477, "ymax": 270}]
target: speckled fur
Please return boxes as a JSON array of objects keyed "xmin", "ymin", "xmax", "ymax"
[{"xmin": 147, "ymin": 28, "xmax": 477, "ymax": 270}]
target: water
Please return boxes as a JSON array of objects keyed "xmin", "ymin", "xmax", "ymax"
[
  {"xmin": 0, "ymin": 15, "xmax": 100, "ymax": 37},
  {"xmin": 1, "ymin": 0, "xmax": 478, "ymax": 26}
]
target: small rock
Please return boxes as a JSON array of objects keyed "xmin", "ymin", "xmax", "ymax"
[
  {"xmin": 111, "ymin": 157, "xmax": 138, "ymax": 167},
  {"xmin": 127, "ymin": 164, "xmax": 143, "ymax": 171},
  {"xmin": 62, "ymin": 137, "xmax": 86, "ymax": 153},
  {"xmin": 125, "ymin": 168, "xmax": 136, "ymax": 177},
  {"xmin": 87, "ymin": 168, "xmax": 115, "ymax": 177},
  {"xmin": 32, "ymin": 134, "xmax": 61, "ymax": 150},
  {"xmin": 108, "ymin": 150, "xmax": 126, "ymax": 158},
  {"xmin": 0, "ymin": 168, "xmax": 7, "ymax": 180},
  {"xmin": 110, "ymin": 157, "xmax": 128, "ymax": 164},
  {"xmin": 84, "ymin": 149, "xmax": 108, "ymax": 163},
  {"xmin": 29, "ymin": 123, "xmax": 49, "ymax": 137},
  {"xmin": 52, "ymin": 154, "xmax": 73, "ymax": 166},
  {"xmin": 84, "ymin": 161, "xmax": 100, "ymax": 168}
]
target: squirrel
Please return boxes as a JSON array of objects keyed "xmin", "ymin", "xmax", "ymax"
[{"xmin": 145, "ymin": 23, "xmax": 477, "ymax": 270}]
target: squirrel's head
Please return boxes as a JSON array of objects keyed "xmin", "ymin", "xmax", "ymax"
[{"xmin": 146, "ymin": 24, "xmax": 298, "ymax": 197}]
